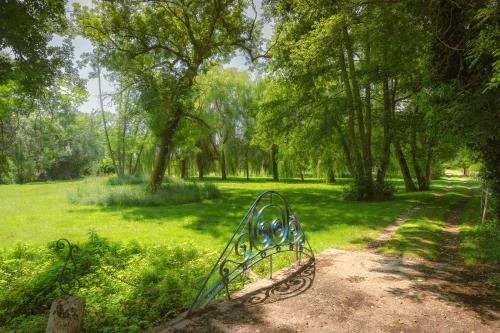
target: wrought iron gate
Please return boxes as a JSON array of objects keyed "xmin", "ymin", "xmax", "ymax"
[{"xmin": 188, "ymin": 190, "xmax": 314, "ymax": 315}]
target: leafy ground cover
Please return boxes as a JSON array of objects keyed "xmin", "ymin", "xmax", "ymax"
[
  {"xmin": 459, "ymin": 191, "xmax": 500, "ymax": 266},
  {"xmin": 0, "ymin": 234, "xmax": 212, "ymax": 332}
]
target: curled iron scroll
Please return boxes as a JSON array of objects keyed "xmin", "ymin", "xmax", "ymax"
[{"xmin": 56, "ymin": 238, "xmax": 81, "ymax": 294}]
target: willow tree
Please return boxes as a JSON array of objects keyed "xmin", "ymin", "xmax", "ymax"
[
  {"xmin": 195, "ymin": 67, "xmax": 253, "ymax": 180},
  {"xmin": 75, "ymin": 0, "xmax": 261, "ymax": 192}
]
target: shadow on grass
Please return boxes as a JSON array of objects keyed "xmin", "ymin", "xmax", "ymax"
[
  {"xmin": 188, "ymin": 176, "xmax": 352, "ymax": 185},
  {"xmin": 65, "ymin": 179, "xmax": 455, "ymax": 250}
]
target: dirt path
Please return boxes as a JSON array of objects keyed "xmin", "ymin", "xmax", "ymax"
[
  {"xmin": 154, "ymin": 249, "xmax": 499, "ymax": 333},
  {"xmin": 366, "ymin": 206, "xmax": 421, "ymax": 250},
  {"xmin": 367, "ymin": 179, "xmax": 452, "ymax": 251},
  {"xmin": 436, "ymin": 185, "xmax": 472, "ymax": 265}
]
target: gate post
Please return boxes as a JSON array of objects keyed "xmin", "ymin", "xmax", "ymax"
[{"xmin": 46, "ymin": 295, "xmax": 85, "ymax": 333}]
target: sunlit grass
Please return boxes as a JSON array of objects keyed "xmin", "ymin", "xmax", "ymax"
[{"xmin": 0, "ymin": 176, "xmax": 452, "ymax": 253}]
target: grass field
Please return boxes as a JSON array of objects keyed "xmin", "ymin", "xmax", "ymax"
[{"xmin": 0, "ymin": 177, "xmax": 451, "ymax": 253}]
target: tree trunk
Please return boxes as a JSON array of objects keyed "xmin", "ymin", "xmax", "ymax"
[
  {"xmin": 120, "ymin": 113, "xmax": 127, "ymax": 176},
  {"xmin": 338, "ymin": 45, "xmax": 363, "ymax": 182},
  {"xmin": 0, "ymin": 152, "xmax": 8, "ymax": 183},
  {"xmin": 271, "ymin": 143, "xmax": 279, "ymax": 181},
  {"xmin": 364, "ymin": 42, "xmax": 374, "ymax": 197},
  {"xmin": 180, "ymin": 158, "xmax": 187, "ymax": 179},
  {"xmin": 334, "ymin": 124, "xmax": 355, "ymax": 177},
  {"xmin": 376, "ymin": 78, "xmax": 392, "ymax": 190},
  {"xmin": 410, "ymin": 124, "xmax": 426, "ymax": 191},
  {"xmin": 97, "ymin": 63, "xmax": 120, "ymax": 177},
  {"xmin": 132, "ymin": 131, "xmax": 147, "ymax": 176},
  {"xmin": 147, "ymin": 113, "xmax": 182, "ymax": 193},
  {"xmin": 343, "ymin": 24, "xmax": 373, "ymax": 197},
  {"xmin": 300, "ymin": 170, "xmax": 304, "ymax": 182},
  {"xmin": 148, "ymin": 137, "xmax": 169, "ymax": 192},
  {"xmin": 395, "ymin": 142, "xmax": 417, "ymax": 191},
  {"xmin": 196, "ymin": 152, "xmax": 204, "ymax": 180},
  {"xmin": 327, "ymin": 165, "xmax": 336, "ymax": 183},
  {"xmin": 220, "ymin": 146, "xmax": 227, "ymax": 180},
  {"xmin": 147, "ymin": 66, "xmax": 198, "ymax": 192},
  {"xmin": 424, "ymin": 148, "xmax": 432, "ymax": 190},
  {"xmin": 245, "ymin": 148, "xmax": 250, "ymax": 181}
]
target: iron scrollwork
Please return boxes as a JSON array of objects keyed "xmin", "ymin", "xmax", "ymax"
[
  {"xmin": 56, "ymin": 238, "xmax": 81, "ymax": 294},
  {"xmin": 188, "ymin": 191, "xmax": 314, "ymax": 315}
]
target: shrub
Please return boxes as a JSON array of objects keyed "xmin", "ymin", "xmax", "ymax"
[
  {"xmin": 342, "ymin": 179, "xmax": 395, "ymax": 201},
  {"xmin": 68, "ymin": 177, "xmax": 220, "ymax": 206},
  {"xmin": 0, "ymin": 234, "xmax": 212, "ymax": 333},
  {"xmin": 107, "ymin": 175, "xmax": 147, "ymax": 186}
]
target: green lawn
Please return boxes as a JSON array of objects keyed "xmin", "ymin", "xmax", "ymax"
[{"xmin": 0, "ymin": 177, "xmax": 451, "ymax": 253}]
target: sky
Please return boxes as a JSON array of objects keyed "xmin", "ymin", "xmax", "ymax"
[{"xmin": 65, "ymin": 0, "xmax": 272, "ymax": 114}]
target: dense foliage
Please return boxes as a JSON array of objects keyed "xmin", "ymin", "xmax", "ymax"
[{"xmin": 0, "ymin": 234, "xmax": 212, "ymax": 332}]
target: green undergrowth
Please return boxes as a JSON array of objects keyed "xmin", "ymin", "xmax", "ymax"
[
  {"xmin": 0, "ymin": 233, "xmax": 213, "ymax": 333},
  {"xmin": 379, "ymin": 180, "xmax": 473, "ymax": 260},
  {"xmin": 68, "ymin": 176, "xmax": 220, "ymax": 206},
  {"xmin": 0, "ymin": 234, "xmax": 308, "ymax": 333},
  {"xmin": 459, "ymin": 194, "xmax": 499, "ymax": 266}
]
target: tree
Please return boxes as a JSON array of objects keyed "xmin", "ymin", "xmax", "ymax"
[
  {"xmin": 195, "ymin": 67, "xmax": 253, "ymax": 180},
  {"xmin": 264, "ymin": 0, "xmax": 428, "ymax": 198},
  {"xmin": 0, "ymin": 0, "xmax": 73, "ymax": 182},
  {"xmin": 424, "ymin": 0, "xmax": 500, "ymax": 219},
  {"xmin": 75, "ymin": 0, "xmax": 262, "ymax": 192}
]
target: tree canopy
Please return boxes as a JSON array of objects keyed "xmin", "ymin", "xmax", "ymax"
[{"xmin": 0, "ymin": 0, "xmax": 498, "ymax": 218}]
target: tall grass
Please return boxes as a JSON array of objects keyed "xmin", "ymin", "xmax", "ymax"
[{"xmin": 68, "ymin": 176, "xmax": 220, "ymax": 206}]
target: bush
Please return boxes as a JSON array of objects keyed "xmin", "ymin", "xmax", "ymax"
[
  {"xmin": 460, "ymin": 218, "xmax": 500, "ymax": 265},
  {"xmin": 68, "ymin": 177, "xmax": 220, "ymax": 206},
  {"xmin": 107, "ymin": 175, "xmax": 147, "ymax": 186},
  {"xmin": 343, "ymin": 179, "xmax": 395, "ymax": 201},
  {"xmin": 0, "ymin": 234, "xmax": 212, "ymax": 333}
]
